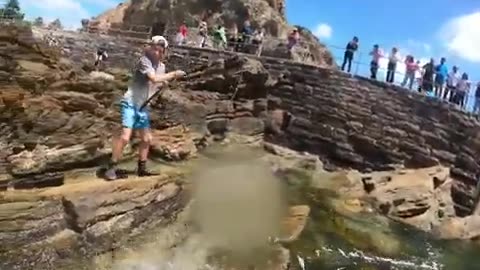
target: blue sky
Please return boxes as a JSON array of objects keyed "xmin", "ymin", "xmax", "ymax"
[{"xmin": 17, "ymin": 0, "xmax": 480, "ymax": 84}]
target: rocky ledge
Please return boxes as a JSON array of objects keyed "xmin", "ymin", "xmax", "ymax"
[{"xmin": 0, "ymin": 172, "xmax": 186, "ymax": 270}]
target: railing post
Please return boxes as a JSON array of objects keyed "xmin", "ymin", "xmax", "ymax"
[{"xmin": 355, "ymin": 52, "xmax": 361, "ymax": 76}]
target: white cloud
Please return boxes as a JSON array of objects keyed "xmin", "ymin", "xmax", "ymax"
[
  {"xmin": 313, "ymin": 23, "xmax": 332, "ymax": 39},
  {"xmin": 441, "ymin": 11, "xmax": 480, "ymax": 62}
]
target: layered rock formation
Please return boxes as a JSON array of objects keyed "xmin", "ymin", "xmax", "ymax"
[
  {"xmin": 0, "ymin": 173, "xmax": 186, "ymax": 270},
  {"xmin": 16, "ymin": 27, "xmax": 480, "ymax": 217},
  {"xmin": 2, "ymin": 22, "xmax": 480, "ymax": 268},
  {"xmin": 339, "ymin": 166, "xmax": 455, "ymax": 232},
  {"xmin": 91, "ymin": 0, "xmax": 335, "ymax": 66}
]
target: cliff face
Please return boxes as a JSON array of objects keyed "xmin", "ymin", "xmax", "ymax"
[
  {"xmin": 33, "ymin": 29, "xmax": 480, "ymax": 217},
  {"xmin": 95, "ymin": 0, "xmax": 287, "ymax": 35},
  {"xmin": 92, "ymin": 0, "xmax": 334, "ymax": 66}
]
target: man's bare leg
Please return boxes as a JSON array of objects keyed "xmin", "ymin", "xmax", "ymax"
[
  {"xmin": 137, "ymin": 128, "xmax": 157, "ymax": 176},
  {"xmin": 104, "ymin": 128, "xmax": 132, "ymax": 180}
]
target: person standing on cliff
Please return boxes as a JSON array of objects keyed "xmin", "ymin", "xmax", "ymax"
[
  {"xmin": 474, "ymin": 82, "xmax": 480, "ymax": 115},
  {"xmin": 198, "ymin": 21, "xmax": 208, "ymax": 47},
  {"xmin": 369, "ymin": 44, "xmax": 383, "ymax": 79},
  {"xmin": 341, "ymin": 36, "xmax": 359, "ymax": 73},
  {"xmin": 94, "ymin": 47, "xmax": 108, "ymax": 70},
  {"xmin": 287, "ymin": 27, "xmax": 300, "ymax": 53},
  {"xmin": 252, "ymin": 28, "xmax": 265, "ymax": 56},
  {"xmin": 240, "ymin": 20, "xmax": 254, "ymax": 44},
  {"xmin": 385, "ymin": 47, "xmax": 400, "ymax": 83},
  {"xmin": 103, "ymin": 36, "xmax": 186, "ymax": 181},
  {"xmin": 401, "ymin": 55, "xmax": 418, "ymax": 90},
  {"xmin": 434, "ymin": 57, "xmax": 448, "ymax": 98},
  {"xmin": 420, "ymin": 58, "xmax": 435, "ymax": 94},
  {"xmin": 452, "ymin": 72, "xmax": 470, "ymax": 109},
  {"xmin": 176, "ymin": 22, "xmax": 188, "ymax": 45},
  {"xmin": 445, "ymin": 65, "xmax": 460, "ymax": 102}
]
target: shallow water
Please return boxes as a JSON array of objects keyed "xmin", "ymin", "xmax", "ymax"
[
  {"xmin": 62, "ymin": 144, "xmax": 480, "ymax": 270},
  {"xmin": 275, "ymin": 163, "xmax": 480, "ymax": 270}
]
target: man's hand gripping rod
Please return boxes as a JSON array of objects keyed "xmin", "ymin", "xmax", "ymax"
[{"xmin": 138, "ymin": 73, "xmax": 188, "ymax": 111}]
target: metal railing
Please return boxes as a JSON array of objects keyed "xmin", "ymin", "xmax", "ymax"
[{"xmin": 86, "ymin": 25, "xmax": 152, "ymax": 40}]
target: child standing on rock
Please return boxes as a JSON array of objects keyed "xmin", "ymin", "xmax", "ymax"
[
  {"xmin": 94, "ymin": 47, "xmax": 108, "ymax": 70},
  {"xmin": 102, "ymin": 36, "xmax": 186, "ymax": 181}
]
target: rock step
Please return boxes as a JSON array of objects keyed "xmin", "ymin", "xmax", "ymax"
[{"xmin": 1, "ymin": 172, "xmax": 65, "ymax": 190}]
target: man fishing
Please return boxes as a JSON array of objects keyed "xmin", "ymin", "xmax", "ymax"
[{"xmin": 103, "ymin": 35, "xmax": 186, "ymax": 181}]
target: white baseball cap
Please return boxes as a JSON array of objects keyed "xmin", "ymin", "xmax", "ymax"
[{"xmin": 150, "ymin": 35, "xmax": 168, "ymax": 48}]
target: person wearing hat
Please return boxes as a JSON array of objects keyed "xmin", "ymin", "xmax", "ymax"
[{"xmin": 103, "ymin": 35, "xmax": 186, "ymax": 180}]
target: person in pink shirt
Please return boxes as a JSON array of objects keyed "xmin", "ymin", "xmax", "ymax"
[
  {"xmin": 401, "ymin": 55, "xmax": 418, "ymax": 90},
  {"xmin": 176, "ymin": 22, "xmax": 188, "ymax": 45},
  {"xmin": 369, "ymin": 44, "xmax": 383, "ymax": 79},
  {"xmin": 287, "ymin": 28, "xmax": 300, "ymax": 53}
]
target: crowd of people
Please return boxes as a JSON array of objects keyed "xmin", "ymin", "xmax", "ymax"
[
  {"xmin": 341, "ymin": 37, "xmax": 480, "ymax": 114},
  {"xmin": 91, "ymin": 22, "xmax": 480, "ymax": 114},
  {"xmin": 174, "ymin": 20, "xmax": 301, "ymax": 56}
]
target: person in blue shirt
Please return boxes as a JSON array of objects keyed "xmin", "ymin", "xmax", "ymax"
[
  {"xmin": 240, "ymin": 20, "xmax": 254, "ymax": 43},
  {"xmin": 434, "ymin": 57, "xmax": 448, "ymax": 98}
]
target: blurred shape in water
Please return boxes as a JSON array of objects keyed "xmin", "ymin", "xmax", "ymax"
[{"xmin": 191, "ymin": 153, "xmax": 287, "ymax": 267}]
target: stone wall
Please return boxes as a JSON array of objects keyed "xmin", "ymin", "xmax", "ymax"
[
  {"xmin": 38, "ymin": 31, "xmax": 480, "ymax": 215},
  {"xmin": 268, "ymin": 67, "xmax": 480, "ymax": 216}
]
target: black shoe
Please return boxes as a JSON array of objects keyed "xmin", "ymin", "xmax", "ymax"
[
  {"xmin": 136, "ymin": 160, "xmax": 159, "ymax": 177},
  {"xmin": 137, "ymin": 169, "xmax": 160, "ymax": 177}
]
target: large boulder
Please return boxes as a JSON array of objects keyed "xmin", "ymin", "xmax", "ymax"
[
  {"xmin": 338, "ymin": 166, "xmax": 456, "ymax": 232},
  {"xmin": 0, "ymin": 174, "xmax": 186, "ymax": 270}
]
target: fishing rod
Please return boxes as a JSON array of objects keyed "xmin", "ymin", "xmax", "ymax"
[{"xmin": 138, "ymin": 72, "xmax": 195, "ymax": 110}]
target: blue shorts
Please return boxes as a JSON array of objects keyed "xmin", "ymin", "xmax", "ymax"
[
  {"xmin": 435, "ymin": 75, "xmax": 445, "ymax": 85},
  {"xmin": 120, "ymin": 100, "xmax": 150, "ymax": 129}
]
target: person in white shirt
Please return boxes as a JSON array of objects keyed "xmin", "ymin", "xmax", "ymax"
[
  {"xmin": 452, "ymin": 72, "xmax": 470, "ymax": 109},
  {"xmin": 444, "ymin": 66, "xmax": 459, "ymax": 101},
  {"xmin": 103, "ymin": 36, "xmax": 186, "ymax": 181},
  {"xmin": 386, "ymin": 47, "xmax": 400, "ymax": 83},
  {"xmin": 198, "ymin": 21, "xmax": 208, "ymax": 47},
  {"xmin": 369, "ymin": 44, "xmax": 383, "ymax": 80}
]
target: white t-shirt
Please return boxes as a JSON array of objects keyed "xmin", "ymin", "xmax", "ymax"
[
  {"xmin": 447, "ymin": 71, "xmax": 460, "ymax": 87},
  {"xmin": 388, "ymin": 52, "xmax": 400, "ymax": 64},
  {"xmin": 124, "ymin": 55, "xmax": 165, "ymax": 107},
  {"xmin": 456, "ymin": 79, "xmax": 470, "ymax": 93}
]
